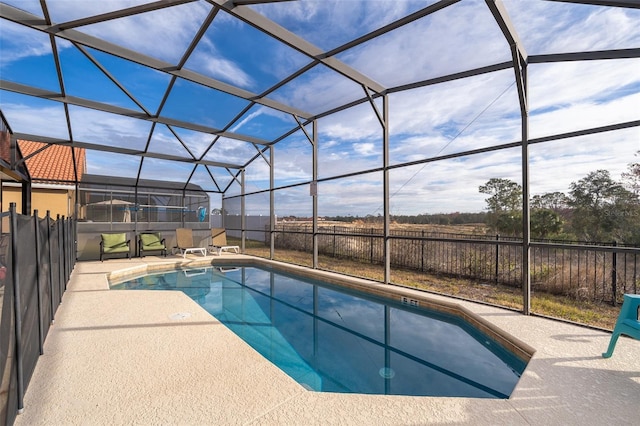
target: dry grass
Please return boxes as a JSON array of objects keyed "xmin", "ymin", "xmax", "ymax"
[{"xmin": 244, "ymin": 244, "xmax": 619, "ymax": 330}]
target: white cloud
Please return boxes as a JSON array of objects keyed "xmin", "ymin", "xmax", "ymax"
[
  {"xmin": 530, "ymin": 90, "xmax": 640, "ymax": 139},
  {"xmin": 529, "ymin": 60, "xmax": 640, "ymax": 114},
  {"xmin": 338, "ymin": 1, "xmax": 510, "ymax": 88},
  {"xmin": 319, "ymin": 101, "xmax": 382, "ymax": 141},
  {"xmin": 353, "ymin": 142, "xmax": 377, "ymax": 156},
  {"xmin": 69, "ymin": 1, "xmax": 211, "ymax": 64},
  {"xmin": 0, "ymin": 19, "xmax": 55, "ymax": 65},
  {"xmin": 139, "ymin": 157, "xmax": 193, "ymax": 182},
  {"xmin": 192, "ymin": 53, "xmax": 255, "ymax": 89},
  {"xmin": 273, "ymin": 143, "xmax": 314, "ymax": 185},
  {"xmin": 1, "ymin": 101, "xmax": 69, "ymax": 139},
  {"xmin": 145, "ymin": 126, "xmax": 203, "ymax": 159},
  {"xmin": 187, "ymin": 36, "xmax": 256, "ymax": 89},
  {"xmin": 230, "ymin": 109, "xmax": 264, "ymax": 133},
  {"xmin": 317, "ymin": 174, "xmax": 384, "ymax": 217},
  {"xmin": 250, "ymin": 0, "xmax": 427, "ymax": 51},
  {"xmin": 2, "ymin": 0, "xmax": 42, "ymax": 16},
  {"xmin": 205, "ymin": 137, "xmax": 258, "ymax": 166},
  {"xmin": 503, "ymin": 0, "xmax": 640, "ymax": 54},
  {"xmin": 271, "ymin": 64, "xmax": 365, "ymax": 115},
  {"xmin": 388, "ymin": 69, "xmax": 520, "ymax": 140},
  {"xmin": 46, "ymin": 0, "xmax": 153, "ymax": 23},
  {"xmin": 86, "ymin": 150, "xmax": 140, "ymax": 176},
  {"xmin": 229, "ymin": 106, "xmax": 293, "ymax": 134},
  {"xmin": 67, "ymin": 106, "xmax": 151, "ymax": 149}
]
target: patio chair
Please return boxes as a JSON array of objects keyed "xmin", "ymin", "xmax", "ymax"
[
  {"xmin": 138, "ymin": 232, "xmax": 167, "ymax": 257},
  {"xmin": 100, "ymin": 233, "xmax": 131, "ymax": 261},
  {"xmin": 208, "ymin": 228, "xmax": 239, "ymax": 255},
  {"xmin": 173, "ymin": 228, "xmax": 206, "ymax": 258},
  {"xmin": 602, "ymin": 294, "xmax": 640, "ymax": 358}
]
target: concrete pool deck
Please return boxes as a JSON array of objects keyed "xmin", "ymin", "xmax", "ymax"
[{"xmin": 14, "ymin": 255, "xmax": 640, "ymax": 425}]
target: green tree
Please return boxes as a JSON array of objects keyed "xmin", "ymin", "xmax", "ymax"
[
  {"xmin": 621, "ymin": 150, "xmax": 640, "ymax": 196},
  {"xmin": 620, "ymin": 152, "xmax": 640, "ymax": 244},
  {"xmin": 531, "ymin": 209, "xmax": 563, "ymax": 239},
  {"xmin": 479, "ymin": 178, "xmax": 522, "ymax": 212},
  {"xmin": 531, "ymin": 192, "xmax": 570, "ymax": 212},
  {"xmin": 530, "ymin": 191, "xmax": 569, "ymax": 239},
  {"xmin": 479, "ymin": 178, "xmax": 522, "ymax": 235},
  {"xmin": 495, "ymin": 211, "xmax": 522, "ymax": 236},
  {"xmin": 568, "ymin": 169, "xmax": 638, "ymax": 242}
]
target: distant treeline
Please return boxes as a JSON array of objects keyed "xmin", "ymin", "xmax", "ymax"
[{"xmin": 325, "ymin": 212, "xmax": 487, "ymax": 225}]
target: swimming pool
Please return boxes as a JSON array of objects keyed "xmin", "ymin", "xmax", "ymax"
[{"xmin": 110, "ymin": 264, "xmax": 529, "ymax": 398}]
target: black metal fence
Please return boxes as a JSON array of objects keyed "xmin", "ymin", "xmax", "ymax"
[
  {"xmin": 0, "ymin": 205, "xmax": 75, "ymax": 426},
  {"xmin": 274, "ymin": 224, "xmax": 639, "ymax": 304}
]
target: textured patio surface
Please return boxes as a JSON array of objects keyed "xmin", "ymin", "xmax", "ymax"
[{"xmin": 14, "ymin": 255, "xmax": 640, "ymax": 426}]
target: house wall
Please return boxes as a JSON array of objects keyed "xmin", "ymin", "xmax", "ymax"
[{"xmin": 2, "ymin": 186, "xmax": 74, "ymax": 218}]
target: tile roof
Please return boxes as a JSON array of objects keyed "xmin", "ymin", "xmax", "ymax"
[{"xmin": 17, "ymin": 140, "xmax": 86, "ymax": 183}]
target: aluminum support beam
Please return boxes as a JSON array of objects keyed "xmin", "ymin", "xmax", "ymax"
[
  {"xmin": 233, "ymin": 0, "xmax": 298, "ymax": 5},
  {"xmin": 324, "ymin": 0, "xmax": 461, "ymax": 58},
  {"xmin": 530, "ymin": 48, "xmax": 640, "ymax": 63},
  {"xmin": 546, "ymin": 0, "xmax": 640, "ymax": 8},
  {"xmin": 241, "ymin": 169, "xmax": 246, "ymax": 252},
  {"xmin": 520, "ymin": 66, "xmax": 531, "ymax": 316},
  {"xmin": 312, "ymin": 120, "xmax": 318, "ymax": 269},
  {"xmin": 383, "ymin": 95, "xmax": 390, "ymax": 285},
  {"xmin": 49, "ymin": 0, "xmax": 199, "ymax": 31},
  {"xmin": 211, "ymin": 0, "xmax": 386, "ymax": 94},
  {"xmin": 270, "ymin": 145, "xmax": 275, "ymax": 259},
  {"xmin": 0, "ymin": 3, "xmax": 312, "ymax": 120},
  {"xmin": 485, "ymin": 0, "xmax": 528, "ymax": 62},
  {"xmin": 0, "ymin": 80, "xmax": 273, "ymax": 146},
  {"xmin": 486, "ymin": 0, "xmax": 531, "ymax": 314},
  {"xmin": 11, "ymin": 132, "xmax": 244, "ymax": 169}
]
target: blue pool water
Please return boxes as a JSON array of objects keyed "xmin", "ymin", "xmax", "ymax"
[{"xmin": 111, "ymin": 265, "xmax": 527, "ymax": 398}]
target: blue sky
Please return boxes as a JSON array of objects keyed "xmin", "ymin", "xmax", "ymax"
[{"xmin": 1, "ymin": 0, "xmax": 639, "ymax": 217}]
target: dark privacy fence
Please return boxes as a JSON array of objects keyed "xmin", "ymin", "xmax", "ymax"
[
  {"xmin": 0, "ymin": 204, "xmax": 75, "ymax": 426},
  {"xmin": 273, "ymin": 225, "xmax": 639, "ymax": 304}
]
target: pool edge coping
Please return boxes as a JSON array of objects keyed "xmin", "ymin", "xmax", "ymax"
[{"xmin": 106, "ymin": 255, "xmax": 536, "ymax": 365}]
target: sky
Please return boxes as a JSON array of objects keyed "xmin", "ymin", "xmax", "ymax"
[{"xmin": 0, "ymin": 0, "xmax": 639, "ymax": 217}]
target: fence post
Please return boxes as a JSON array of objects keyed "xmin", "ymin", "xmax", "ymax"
[
  {"xmin": 57, "ymin": 214, "xmax": 63, "ymax": 299},
  {"xmin": 370, "ymin": 227, "xmax": 374, "ymax": 264},
  {"xmin": 9, "ymin": 203, "xmax": 25, "ymax": 413},
  {"xmin": 333, "ymin": 226, "xmax": 336, "ymax": 257},
  {"xmin": 65, "ymin": 217, "xmax": 71, "ymax": 279},
  {"xmin": 495, "ymin": 234, "xmax": 500, "ymax": 284},
  {"xmin": 46, "ymin": 211, "xmax": 55, "ymax": 322},
  {"xmin": 33, "ymin": 210, "xmax": 44, "ymax": 355},
  {"xmin": 69, "ymin": 217, "xmax": 74, "ymax": 276},
  {"xmin": 611, "ymin": 240, "xmax": 617, "ymax": 306},
  {"xmin": 421, "ymin": 230, "xmax": 425, "ymax": 272},
  {"xmin": 61, "ymin": 216, "xmax": 67, "ymax": 288}
]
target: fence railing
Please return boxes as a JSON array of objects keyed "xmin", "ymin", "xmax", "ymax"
[
  {"xmin": 0, "ymin": 204, "xmax": 75, "ymax": 426},
  {"xmin": 272, "ymin": 224, "xmax": 639, "ymax": 304}
]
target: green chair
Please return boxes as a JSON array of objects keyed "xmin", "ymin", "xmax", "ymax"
[
  {"xmin": 100, "ymin": 233, "xmax": 131, "ymax": 261},
  {"xmin": 138, "ymin": 232, "xmax": 167, "ymax": 257},
  {"xmin": 602, "ymin": 294, "xmax": 640, "ymax": 358}
]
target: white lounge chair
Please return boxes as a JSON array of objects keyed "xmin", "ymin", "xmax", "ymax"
[
  {"xmin": 174, "ymin": 228, "xmax": 206, "ymax": 258},
  {"xmin": 209, "ymin": 228, "xmax": 239, "ymax": 255}
]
